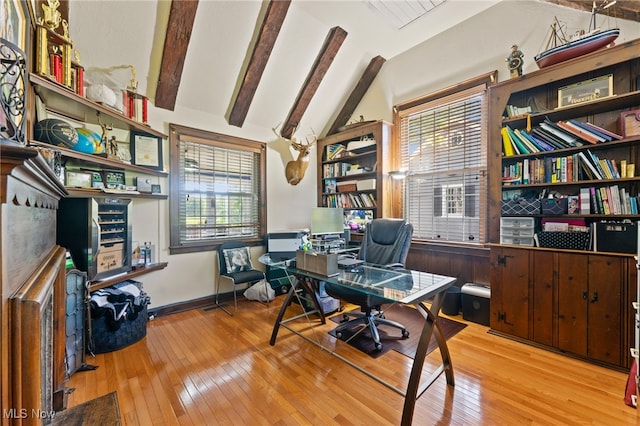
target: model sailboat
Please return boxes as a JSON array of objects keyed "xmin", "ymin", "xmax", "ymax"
[{"xmin": 534, "ymin": 0, "xmax": 619, "ymax": 69}]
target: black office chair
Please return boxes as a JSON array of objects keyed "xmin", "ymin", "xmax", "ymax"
[
  {"xmin": 215, "ymin": 241, "xmax": 266, "ymax": 315},
  {"xmin": 325, "ymin": 218, "xmax": 414, "ymax": 351}
]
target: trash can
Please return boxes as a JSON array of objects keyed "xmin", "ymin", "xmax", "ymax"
[{"xmin": 441, "ymin": 286, "xmax": 461, "ymax": 316}]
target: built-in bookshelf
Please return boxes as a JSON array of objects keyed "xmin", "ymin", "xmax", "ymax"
[
  {"xmin": 487, "ymin": 38, "xmax": 640, "ymax": 371},
  {"xmin": 316, "ymin": 120, "xmax": 393, "ymax": 221}
]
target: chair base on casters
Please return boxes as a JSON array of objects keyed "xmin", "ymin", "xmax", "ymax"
[{"xmin": 333, "ymin": 307, "xmax": 409, "ymax": 351}]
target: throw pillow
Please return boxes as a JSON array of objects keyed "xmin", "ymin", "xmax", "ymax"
[{"xmin": 223, "ymin": 247, "xmax": 253, "ymax": 273}]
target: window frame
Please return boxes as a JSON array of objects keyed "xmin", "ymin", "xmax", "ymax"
[
  {"xmin": 393, "ymin": 71, "xmax": 497, "ymax": 245},
  {"xmin": 168, "ymin": 123, "xmax": 267, "ymax": 255}
]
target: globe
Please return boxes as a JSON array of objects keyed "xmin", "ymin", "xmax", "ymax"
[{"xmin": 75, "ymin": 128, "xmax": 104, "ymax": 154}]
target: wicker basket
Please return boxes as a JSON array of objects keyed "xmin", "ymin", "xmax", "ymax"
[{"xmin": 88, "ymin": 280, "xmax": 150, "ymax": 354}]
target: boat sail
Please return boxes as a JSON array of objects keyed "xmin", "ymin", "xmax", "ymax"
[{"xmin": 534, "ymin": 0, "xmax": 619, "ymax": 69}]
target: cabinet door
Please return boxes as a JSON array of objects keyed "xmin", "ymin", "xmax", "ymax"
[
  {"xmin": 490, "ymin": 247, "xmax": 529, "ymax": 339},
  {"xmin": 557, "ymin": 253, "xmax": 588, "ymax": 357},
  {"xmin": 532, "ymin": 250, "xmax": 554, "ymax": 346},
  {"xmin": 587, "ymin": 255, "xmax": 622, "ymax": 365}
]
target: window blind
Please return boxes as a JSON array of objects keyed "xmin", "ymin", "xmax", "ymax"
[
  {"xmin": 178, "ymin": 138, "xmax": 261, "ymax": 243},
  {"xmin": 398, "ymin": 84, "xmax": 487, "ymax": 243}
]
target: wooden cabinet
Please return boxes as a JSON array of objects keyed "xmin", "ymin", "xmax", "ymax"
[
  {"xmin": 557, "ymin": 253, "xmax": 624, "ymax": 365},
  {"xmin": 490, "ymin": 246, "xmax": 530, "ymax": 339},
  {"xmin": 316, "ymin": 120, "xmax": 394, "ymax": 219},
  {"xmin": 490, "ymin": 245, "xmax": 633, "ymax": 369}
]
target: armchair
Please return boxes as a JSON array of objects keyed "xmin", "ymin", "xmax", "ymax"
[
  {"xmin": 215, "ymin": 241, "xmax": 266, "ymax": 315},
  {"xmin": 325, "ymin": 218, "xmax": 413, "ymax": 351}
]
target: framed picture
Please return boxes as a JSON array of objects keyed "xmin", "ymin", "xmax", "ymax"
[
  {"xmin": 558, "ymin": 74, "xmax": 613, "ymax": 108},
  {"xmin": 130, "ymin": 131, "xmax": 163, "ymax": 170},
  {"xmin": 2, "ymin": 0, "xmax": 28, "ymax": 52},
  {"xmin": 65, "ymin": 170, "xmax": 93, "ymax": 188}
]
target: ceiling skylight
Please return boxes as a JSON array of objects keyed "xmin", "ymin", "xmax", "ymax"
[{"xmin": 366, "ymin": 0, "xmax": 446, "ymax": 30}]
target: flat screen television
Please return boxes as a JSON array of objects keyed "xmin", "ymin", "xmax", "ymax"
[{"xmin": 311, "ymin": 207, "xmax": 344, "ymax": 237}]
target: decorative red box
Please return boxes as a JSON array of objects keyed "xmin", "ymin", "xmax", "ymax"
[{"xmin": 619, "ymin": 109, "xmax": 640, "ymax": 138}]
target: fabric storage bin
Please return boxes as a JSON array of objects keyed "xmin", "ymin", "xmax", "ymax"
[
  {"xmin": 88, "ymin": 280, "xmax": 151, "ymax": 354},
  {"xmin": 541, "ymin": 197, "xmax": 569, "ymax": 215},
  {"xmin": 501, "ymin": 198, "xmax": 540, "ymax": 216},
  {"xmin": 537, "ymin": 231, "xmax": 591, "ymax": 250}
]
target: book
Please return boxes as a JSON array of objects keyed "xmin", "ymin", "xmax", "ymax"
[
  {"xmin": 579, "ymin": 187, "xmax": 591, "ymax": 214},
  {"xmin": 580, "ymin": 121, "xmax": 623, "ymax": 141},
  {"xmin": 514, "ymin": 128, "xmax": 541, "ymax": 153},
  {"xmin": 587, "ymin": 150, "xmax": 607, "ymax": 179},
  {"xmin": 556, "ymin": 120, "xmax": 600, "ymax": 144},
  {"xmin": 501, "ymin": 127, "xmax": 515, "ymax": 156},
  {"xmin": 540, "ymin": 120, "xmax": 580, "ymax": 147},
  {"xmin": 577, "ymin": 151, "xmax": 603, "ymax": 180},
  {"xmin": 519, "ymin": 129, "xmax": 554, "ymax": 151},
  {"xmin": 505, "ymin": 126, "xmax": 530, "ymax": 154},
  {"xmin": 567, "ymin": 119, "xmax": 607, "ymax": 143},
  {"xmin": 531, "ymin": 127, "xmax": 570, "ymax": 150},
  {"xmin": 599, "ymin": 187, "xmax": 611, "ymax": 214}
]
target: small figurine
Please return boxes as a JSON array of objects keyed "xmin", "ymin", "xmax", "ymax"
[{"xmin": 506, "ymin": 44, "xmax": 524, "ymax": 78}]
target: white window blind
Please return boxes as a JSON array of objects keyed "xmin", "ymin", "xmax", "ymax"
[
  {"xmin": 169, "ymin": 125, "xmax": 265, "ymax": 254},
  {"xmin": 398, "ymin": 85, "xmax": 487, "ymax": 243}
]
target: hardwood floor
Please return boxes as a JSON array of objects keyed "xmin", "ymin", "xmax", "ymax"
[{"xmin": 66, "ymin": 297, "xmax": 638, "ymax": 425}]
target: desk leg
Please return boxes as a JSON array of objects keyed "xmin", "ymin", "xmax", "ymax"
[
  {"xmin": 298, "ymin": 277, "xmax": 326, "ymax": 325},
  {"xmin": 401, "ymin": 292, "xmax": 454, "ymax": 426},
  {"xmin": 269, "ymin": 276, "xmax": 300, "ymax": 346},
  {"xmin": 269, "ymin": 275, "xmax": 327, "ymax": 346}
]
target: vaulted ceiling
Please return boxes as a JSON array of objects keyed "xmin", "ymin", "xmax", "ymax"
[{"xmin": 67, "ymin": 0, "xmax": 640, "ymax": 140}]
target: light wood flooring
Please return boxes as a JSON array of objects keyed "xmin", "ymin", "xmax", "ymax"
[{"xmin": 66, "ymin": 297, "xmax": 639, "ymax": 425}]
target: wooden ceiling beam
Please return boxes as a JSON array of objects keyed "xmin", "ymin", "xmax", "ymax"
[
  {"xmin": 228, "ymin": 0, "xmax": 291, "ymax": 128},
  {"xmin": 280, "ymin": 26, "xmax": 348, "ymax": 139},
  {"xmin": 540, "ymin": 1, "xmax": 640, "ymax": 22},
  {"xmin": 327, "ymin": 55, "xmax": 386, "ymax": 136},
  {"xmin": 155, "ymin": 0, "xmax": 199, "ymax": 111}
]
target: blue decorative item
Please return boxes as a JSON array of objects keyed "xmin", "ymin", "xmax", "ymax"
[{"xmin": 75, "ymin": 127, "xmax": 104, "ymax": 154}]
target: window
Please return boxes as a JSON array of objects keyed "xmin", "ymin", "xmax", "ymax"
[
  {"xmin": 169, "ymin": 124, "xmax": 266, "ymax": 254},
  {"xmin": 395, "ymin": 73, "xmax": 495, "ymax": 244}
]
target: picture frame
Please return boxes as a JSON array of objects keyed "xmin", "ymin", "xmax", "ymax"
[
  {"xmin": 65, "ymin": 170, "xmax": 93, "ymax": 188},
  {"xmin": 2, "ymin": 0, "xmax": 28, "ymax": 52},
  {"xmin": 130, "ymin": 131, "xmax": 163, "ymax": 170},
  {"xmin": 557, "ymin": 74, "xmax": 613, "ymax": 108}
]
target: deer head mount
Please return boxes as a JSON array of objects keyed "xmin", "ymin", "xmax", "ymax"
[{"xmin": 273, "ymin": 125, "xmax": 317, "ymax": 186}]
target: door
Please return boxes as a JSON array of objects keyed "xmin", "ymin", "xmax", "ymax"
[
  {"xmin": 587, "ymin": 255, "xmax": 622, "ymax": 365},
  {"xmin": 490, "ymin": 246, "xmax": 530, "ymax": 339},
  {"xmin": 557, "ymin": 253, "xmax": 588, "ymax": 357}
]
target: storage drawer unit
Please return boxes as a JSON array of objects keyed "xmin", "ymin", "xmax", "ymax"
[{"xmin": 500, "ymin": 217, "xmax": 535, "ymax": 246}]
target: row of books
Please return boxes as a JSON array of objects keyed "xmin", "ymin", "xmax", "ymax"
[
  {"xmin": 325, "ymin": 144, "xmax": 346, "ymax": 160},
  {"xmin": 504, "ymin": 104, "xmax": 533, "ymax": 118},
  {"xmin": 323, "ymin": 162, "xmax": 354, "ymax": 178},
  {"xmin": 502, "ymin": 150, "xmax": 631, "ymax": 185},
  {"xmin": 580, "ymin": 185, "xmax": 640, "ymax": 215},
  {"xmin": 501, "ymin": 119, "xmax": 623, "ymax": 157},
  {"xmin": 323, "ymin": 192, "xmax": 377, "ymax": 209}
]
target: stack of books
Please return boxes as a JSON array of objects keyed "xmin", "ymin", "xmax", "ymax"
[{"xmin": 501, "ymin": 119, "xmax": 623, "ymax": 157}]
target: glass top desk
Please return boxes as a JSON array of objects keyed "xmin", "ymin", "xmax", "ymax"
[{"xmin": 262, "ymin": 254, "xmax": 457, "ymax": 426}]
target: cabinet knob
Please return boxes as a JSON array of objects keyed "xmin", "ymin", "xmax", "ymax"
[{"xmin": 591, "ymin": 292, "xmax": 599, "ymax": 303}]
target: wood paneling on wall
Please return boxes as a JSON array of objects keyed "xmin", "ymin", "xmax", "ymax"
[{"xmin": 406, "ymin": 243, "xmax": 490, "ymax": 287}]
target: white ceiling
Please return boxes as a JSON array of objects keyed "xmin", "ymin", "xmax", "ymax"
[{"xmin": 67, "ymin": 0, "xmax": 636, "ymax": 139}]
